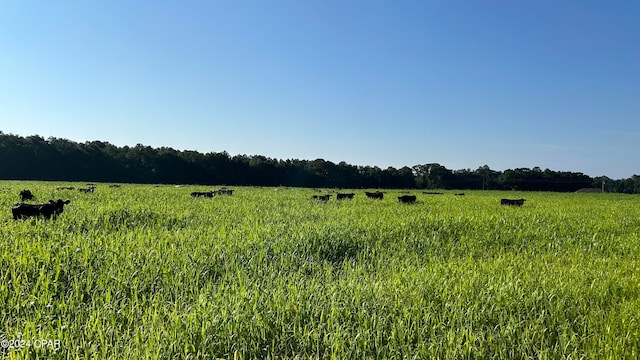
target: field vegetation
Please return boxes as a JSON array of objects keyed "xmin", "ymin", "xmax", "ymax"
[{"xmin": 1, "ymin": 181, "xmax": 639, "ymax": 359}]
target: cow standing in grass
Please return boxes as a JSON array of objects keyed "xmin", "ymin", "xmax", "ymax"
[
  {"xmin": 12, "ymin": 199, "xmax": 71, "ymax": 220},
  {"xmin": 501, "ymin": 198, "xmax": 526, "ymax": 206},
  {"xmin": 78, "ymin": 185, "xmax": 96, "ymax": 193},
  {"xmin": 191, "ymin": 191, "xmax": 215, "ymax": 198},
  {"xmin": 365, "ymin": 191, "xmax": 384, "ymax": 200},
  {"xmin": 312, "ymin": 194, "xmax": 332, "ymax": 201},
  {"xmin": 398, "ymin": 195, "xmax": 417, "ymax": 204},
  {"xmin": 337, "ymin": 193, "xmax": 355, "ymax": 200},
  {"xmin": 19, "ymin": 189, "xmax": 34, "ymax": 201}
]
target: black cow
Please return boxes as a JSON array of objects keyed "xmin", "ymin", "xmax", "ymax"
[
  {"xmin": 12, "ymin": 199, "xmax": 71, "ymax": 220},
  {"xmin": 336, "ymin": 193, "xmax": 355, "ymax": 200},
  {"xmin": 78, "ymin": 185, "xmax": 95, "ymax": 193},
  {"xmin": 191, "ymin": 191, "xmax": 215, "ymax": 198},
  {"xmin": 398, "ymin": 195, "xmax": 417, "ymax": 204},
  {"xmin": 19, "ymin": 189, "xmax": 34, "ymax": 201},
  {"xmin": 365, "ymin": 191, "xmax": 384, "ymax": 200},
  {"xmin": 501, "ymin": 198, "xmax": 526, "ymax": 206},
  {"xmin": 311, "ymin": 194, "xmax": 332, "ymax": 201},
  {"xmin": 215, "ymin": 189, "xmax": 234, "ymax": 196}
]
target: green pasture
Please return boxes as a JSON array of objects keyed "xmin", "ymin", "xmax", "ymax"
[{"xmin": 1, "ymin": 181, "xmax": 639, "ymax": 359}]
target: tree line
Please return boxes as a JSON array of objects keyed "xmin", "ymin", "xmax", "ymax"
[{"xmin": 1, "ymin": 132, "xmax": 638, "ymax": 193}]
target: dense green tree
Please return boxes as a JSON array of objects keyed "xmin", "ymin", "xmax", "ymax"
[{"xmin": 0, "ymin": 132, "xmax": 637, "ymax": 192}]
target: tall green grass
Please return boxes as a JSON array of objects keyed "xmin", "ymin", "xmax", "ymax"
[{"xmin": 1, "ymin": 181, "xmax": 639, "ymax": 358}]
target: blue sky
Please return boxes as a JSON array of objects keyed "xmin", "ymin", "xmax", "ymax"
[{"xmin": 1, "ymin": 1, "xmax": 638, "ymax": 179}]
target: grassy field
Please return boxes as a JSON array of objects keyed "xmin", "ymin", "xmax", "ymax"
[{"xmin": 1, "ymin": 181, "xmax": 639, "ymax": 359}]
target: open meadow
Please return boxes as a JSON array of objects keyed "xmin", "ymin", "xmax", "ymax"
[{"xmin": 1, "ymin": 181, "xmax": 639, "ymax": 359}]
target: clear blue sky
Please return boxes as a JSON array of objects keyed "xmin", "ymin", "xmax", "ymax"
[{"xmin": 1, "ymin": 1, "xmax": 638, "ymax": 179}]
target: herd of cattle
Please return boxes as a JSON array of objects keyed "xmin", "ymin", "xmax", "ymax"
[
  {"xmin": 313, "ymin": 191, "xmax": 524, "ymax": 205},
  {"xmin": 9, "ymin": 186, "xmax": 527, "ymax": 220},
  {"xmin": 191, "ymin": 189, "xmax": 234, "ymax": 197}
]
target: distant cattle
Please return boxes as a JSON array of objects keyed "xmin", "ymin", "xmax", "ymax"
[
  {"xmin": 19, "ymin": 190, "xmax": 34, "ymax": 201},
  {"xmin": 398, "ymin": 195, "xmax": 417, "ymax": 204},
  {"xmin": 501, "ymin": 198, "xmax": 526, "ymax": 206},
  {"xmin": 56, "ymin": 186, "xmax": 76, "ymax": 190},
  {"xmin": 455, "ymin": 193, "xmax": 465, "ymax": 196},
  {"xmin": 78, "ymin": 185, "xmax": 95, "ymax": 193},
  {"xmin": 12, "ymin": 199, "xmax": 71, "ymax": 220},
  {"xmin": 191, "ymin": 191, "xmax": 215, "ymax": 198},
  {"xmin": 365, "ymin": 191, "xmax": 384, "ymax": 200},
  {"xmin": 336, "ymin": 193, "xmax": 355, "ymax": 200},
  {"xmin": 311, "ymin": 194, "xmax": 332, "ymax": 201},
  {"xmin": 215, "ymin": 189, "xmax": 234, "ymax": 196},
  {"xmin": 423, "ymin": 191, "xmax": 443, "ymax": 195}
]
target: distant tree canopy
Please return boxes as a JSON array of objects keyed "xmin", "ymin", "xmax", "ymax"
[{"xmin": 1, "ymin": 132, "xmax": 637, "ymax": 193}]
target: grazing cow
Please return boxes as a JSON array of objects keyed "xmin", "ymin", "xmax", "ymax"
[
  {"xmin": 215, "ymin": 189, "xmax": 234, "ymax": 196},
  {"xmin": 501, "ymin": 198, "xmax": 526, "ymax": 206},
  {"xmin": 336, "ymin": 193, "xmax": 355, "ymax": 200},
  {"xmin": 398, "ymin": 195, "xmax": 417, "ymax": 204},
  {"xmin": 12, "ymin": 199, "xmax": 71, "ymax": 220},
  {"xmin": 191, "ymin": 191, "xmax": 215, "ymax": 198},
  {"xmin": 365, "ymin": 191, "xmax": 384, "ymax": 200},
  {"xmin": 78, "ymin": 185, "xmax": 95, "ymax": 193},
  {"xmin": 19, "ymin": 190, "xmax": 34, "ymax": 201},
  {"xmin": 455, "ymin": 193, "xmax": 465, "ymax": 196},
  {"xmin": 311, "ymin": 194, "xmax": 332, "ymax": 201}
]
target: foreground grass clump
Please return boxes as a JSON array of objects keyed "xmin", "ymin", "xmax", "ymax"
[{"xmin": 1, "ymin": 181, "xmax": 639, "ymax": 359}]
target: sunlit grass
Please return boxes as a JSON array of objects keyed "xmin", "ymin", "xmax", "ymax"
[{"xmin": 1, "ymin": 181, "xmax": 639, "ymax": 358}]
